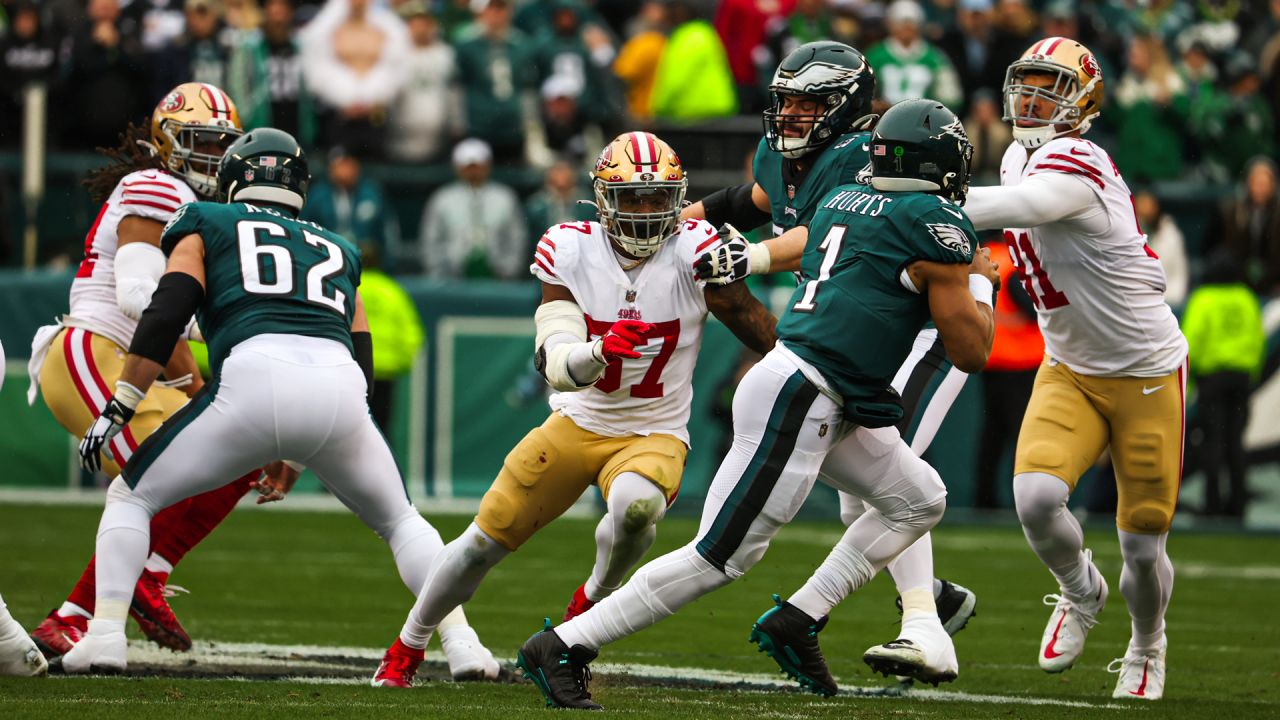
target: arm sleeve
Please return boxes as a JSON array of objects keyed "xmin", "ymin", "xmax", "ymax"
[
  {"xmin": 702, "ymin": 183, "xmax": 771, "ymax": 230},
  {"xmin": 964, "ymin": 173, "xmax": 1097, "ymax": 231}
]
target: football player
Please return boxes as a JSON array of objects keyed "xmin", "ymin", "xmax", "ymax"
[
  {"xmin": 962, "ymin": 37, "xmax": 1187, "ymax": 701},
  {"xmin": 369, "ymin": 131, "xmax": 778, "ymax": 688},
  {"xmin": 516, "ymin": 100, "xmax": 998, "ymax": 709},
  {"xmin": 61, "ymin": 128, "xmax": 496, "ymax": 679},
  {"xmin": 685, "ymin": 40, "xmax": 977, "ymax": 683},
  {"xmin": 25, "ymin": 83, "xmax": 261, "ymax": 658}
]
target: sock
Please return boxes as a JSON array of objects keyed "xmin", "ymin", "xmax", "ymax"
[
  {"xmin": 899, "ymin": 587, "xmax": 936, "ymax": 622},
  {"xmin": 933, "ymin": 578, "xmax": 943, "ymax": 599},
  {"xmin": 885, "ymin": 532, "xmax": 935, "ymax": 594},
  {"xmin": 555, "ymin": 543, "xmax": 731, "ymax": 651},
  {"xmin": 64, "ymin": 559, "xmax": 98, "ymax": 616},
  {"xmin": 144, "ymin": 554, "xmax": 174, "ymax": 578},
  {"xmin": 399, "ymin": 523, "xmax": 508, "ymax": 650},
  {"xmin": 149, "ymin": 472, "xmax": 257, "ymax": 568},
  {"xmin": 583, "ymin": 472, "xmax": 667, "ymax": 602},
  {"xmin": 94, "ymin": 493, "xmax": 155, "ymax": 622},
  {"xmin": 1118, "ymin": 530, "xmax": 1173, "ymax": 652},
  {"xmin": 1014, "ymin": 472, "xmax": 1094, "ymax": 601},
  {"xmin": 789, "ymin": 536, "xmax": 875, "ymax": 621},
  {"xmin": 383, "ymin": 514, "xmax": 445, "ymax": 594},
  {"xmin": 436, "ymin": 606, "xmax": 471, "ymax": 635},
  {"xmin": 58, "ymin": 602, "xmax": 92, "ymax": 620}
]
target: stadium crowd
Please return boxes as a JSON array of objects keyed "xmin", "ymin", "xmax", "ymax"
[{"xmin": 0, "ymin": 0, "xmax": 1275, "ymax": 518}]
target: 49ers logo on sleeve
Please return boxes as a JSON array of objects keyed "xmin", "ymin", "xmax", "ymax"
[
  {"xmin": 159, "ymin": 91, "xmax": 185, "ymax": 113},
  {"xmin": 1081, "ymin": 54, "xmax": 1101, "ymax": 78}
]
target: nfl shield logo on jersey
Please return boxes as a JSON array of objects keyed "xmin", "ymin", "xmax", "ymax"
[
  {"xmin": 787, "ymin": 184, "xmax": 796, "ymax": 199},
  {"xmin": 625, "ymin": 290, "xmax": 637, "ymax": 303}
]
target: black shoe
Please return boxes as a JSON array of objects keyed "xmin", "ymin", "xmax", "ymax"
[
  {"xmin": 748, "ymin": 594, "xmax": 837, "ymax": 697},
  {"xmin": 515, "ymin": 623, "xmax": 603, "ymax": 710},
  {"xmin": 894, "ymin": 579, "xmax": 977, "ymax": 637}
]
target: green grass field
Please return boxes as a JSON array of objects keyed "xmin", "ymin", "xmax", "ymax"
[{"xmin": 1, "ymin": 502, "xmax": 1277, "ymax": 718}]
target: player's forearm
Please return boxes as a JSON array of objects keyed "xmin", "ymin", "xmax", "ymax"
[
  {"xmin": 762, "ymin": 226, "xmax": 807, "ymax": 273},
  {"xmin": 164, "ymin": 339, "xmax": 204, "ymax": 397},
  {"xmin": 964, "ymin": 174, "xmax": 1094, "ymax": 230},
  {"xmin": 119, "ymin": 354, "xmax": 167, "ymax": 396},
  {"xmin": 680, "ymin": 200, "xmax": 706, "ymax": 221},
  {"xmin": 707, "ymin": 283, "xmax": 778, "ymax": 354}
]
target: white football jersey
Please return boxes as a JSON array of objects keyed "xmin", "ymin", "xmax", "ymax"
[
  {"xmin": 531, "ymin": 219, "xmax": 723, "ymax": 444},
  {"xmin": 998, "ymin": 138, "xmax": 1187, "ymax": 377},
  {"xmin": 67, "ymin": 169, "xmax": 198, "ymax": 349}
]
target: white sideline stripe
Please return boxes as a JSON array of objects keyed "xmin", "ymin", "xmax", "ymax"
[{"xmin": 103, "ymin": 639, "xmax": 1134, "ymax": 710}]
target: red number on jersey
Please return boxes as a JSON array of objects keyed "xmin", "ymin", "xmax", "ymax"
[
  {"xmin": 75, "ymin": 203, "xmax": 111, "ymax": 278},
  {"xmin": 558, "ymin": 221, "xmax": 593, "ymax": 234},
  {"xmin": 1004, "ymin": 230, "xmax": 1069, "ymax": 310},
  {"xmin": 585, "ymin": 317, "xmax": 681, "ymax": 398}
]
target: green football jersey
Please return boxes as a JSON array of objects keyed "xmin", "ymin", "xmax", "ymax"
[
  {"xmin": 751, "ymin": 131, "xmax": 871, "ymax": 235},
  {"xmin": 776, "ymin": 184, "xmax": 977, "ymax": 420},
  {"xmin": 161, "ymin": 202, "xmax": 362, "ymax": 375}
]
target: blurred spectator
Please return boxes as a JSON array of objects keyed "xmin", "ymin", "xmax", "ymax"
[
  {"xmin": 300, "ymin": 0, "xmax": 411, "ymax": 158},
  {"xmin": 224, "ymin": 0, "xmax": 264, "ymax": 41},
  {"xmin": 301, "ymin": 146, "xmax": 402, "ymax": 268},
  {"xmin": 359, "ymin": 245, "xmax": 426, "ymax": 432},
  {"xmin": 1190, "ymin": 52, "xmax": 1275, "ymax": 182},
  {"xmin": 974, "ymin": 236, "xmax": 1043, "ymax": 509},
  {"xmin": 962, "ymin": 88, "xmax": 1011, "ymax": 186},
  {"xmin": 228, "ymin": 0, "xmax": 318, "ymax": 147},
  {"xmin": 531, "ymin": 0, "xmax": 620, "ymax": 130},
  {"xmin": 420, "ymin": 139, "xmax": 528, "ymax": 280},
  {"xmin": 454, "ymin": 0, "xmax": 538, "ymax": 164},
  {"xmin": 613, "ymin": 0, "xmax": 668, "ymax": 120},
  {"xmin": 1182, "ymin": 252, "xmax": 1265, "ymax": 520},
  {"xmin": 122, "ymin": 0, "xmax": 185, "ymax": 52},
  {"xmin": 1134, "ymin": 190, "xmax": 1188, "ymax": 306},
  {"xmin": 1110, "ymin": 34, "xmax": 1188, "ymax": 183},
  {"xmin": 388, "ymin": 0, "xmax": 462, "ymax": 163},
  {"xmin": 152, "ymin": 0, "xmax": 235, "ymax": 100},
  {"xmin": 714, "ymin": 0, "xmax": 795, "ymax": 112},
  {"xmin": 61, "ymin": 0, "xmax": 149, "ymax": 150},
  {"xmin": 0, "ymin": 1, "xmax": 59, "ymax": 148},
  {"xmin": 756, "ymin": 0, "xmax": 831, "ymax": 92},
  {"xmin": 1216, "ymin": 157, "xmax": 1280, "ymax": 296},
  {"xmin": 1243, "ymin": 0, "xmax": 1280, "ymax": 58},
  {"xmin": 865, "ymin": 0, "xmax": 961, "ymax": 108},
  {"xmin": 534, "ymin": 73, "xmax": 603, "ymax": 166},
  {"xmin": 650, "ymin": 1, "xmax": 737, "ymax": 120},
  {"xmin": 936, "ymin": 0, "xmax": 1022, "ymax": 110},
  {"xmin": 514, "ymin": 0, "xmax": 608, "ymax": 40},
  {"xmin": 525, "ymin": 158, "xmax": 594, "ymax": 244},
  {"xmin": 1175, "ymin": 36, "xmax": 1217, "ymax": 104}
]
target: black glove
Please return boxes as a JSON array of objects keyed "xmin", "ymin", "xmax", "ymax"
[
  {"xmin": 693, "ymin": 224, "xmax": 752, "ymax": 285},
  {"xmin": 79, "ymin": 397, "xmax": 136, "ymax": 472}
]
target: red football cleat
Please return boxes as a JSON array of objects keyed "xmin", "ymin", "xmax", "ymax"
[
  {"xmin": 563, "ymin": 584, "xmax": 596, "ymax": 622},
  {"xmin": 130, "ymin": 569, "xmax": 192, "ymax": 652},
  {"xmin": 371, "ymin": 638, "xmax": 425, "ymax": 688},
  {"xmin": 29, "ymin": 610, "xmax": 88, "ymax": 659}
]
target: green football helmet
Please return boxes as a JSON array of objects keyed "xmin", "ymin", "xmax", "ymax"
[
  {"xmin": 869, "ymin": 99, "xmax": 974, "ymax": 205},
  {"xmin": 763, "ymin": 40, "xmax": 876, "ymax": 159},
  {"xmin": 216, "ymin": 127, "xmax": 310, "ymax": 212}
]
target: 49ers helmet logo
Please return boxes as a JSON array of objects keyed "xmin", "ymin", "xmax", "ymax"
[
  {"xmin": 595, "ymin": 143, "xmax": 614, "ymax": 172},
  {"xmin": 160, "ymin": 91, "xmax": 185, "ymax": 113},
  {"xmin": 1081, "ymin": 54, "xmax": 1101, "ymax": 78}
]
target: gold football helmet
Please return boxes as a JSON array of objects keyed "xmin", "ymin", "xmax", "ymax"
[
  {"xmin": 1003, "ymin": 37, "xmax": 1104, "ymax": 149},
  {"xmin": 150, "ymin": 83, "xmax": 243, "ymax": 197},
  {"xmin": 591, "ymin": 131, "xmax": 688, "ymax": 258}
]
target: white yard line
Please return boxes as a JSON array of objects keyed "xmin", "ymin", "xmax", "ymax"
[{"xmin": 55, "ymin": 639, "xmax": 1142, "ymax": 710}]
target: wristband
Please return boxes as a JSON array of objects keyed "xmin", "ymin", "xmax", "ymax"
[
  {"xmin": 968, "ymin": 274, "xmax": 995, "ymax": 309},
  {"xmin": 114, "ymin": 381, "xmax": 146, "ymax": 411},
  {"xmin": 283, "ymin": 460, "xmax": 304, "ymax": 473},
  {"xmin": 748, "ymin": 242, "xmax": 772, "ymax": 275}
]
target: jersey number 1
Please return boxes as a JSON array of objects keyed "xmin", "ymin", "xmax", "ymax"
[
  {"xmin": 791, "ymin": 225, "xmax": 847, "ymax": 313},
  {"xmin": 236, "ymin": 221, "xmax": 347, "ymax": 314}
]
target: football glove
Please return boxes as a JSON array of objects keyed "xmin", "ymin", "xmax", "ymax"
[
  {"xmin": 79, "ymin": 394, "xmax": 138, "ymax": 472},
  {"xmin": 693, "ymin": 224, "xmax": 752, "ymax": 285},
  {"xmin": 595, "ymin": 320, "xmax": 652, "ymax": 362}
]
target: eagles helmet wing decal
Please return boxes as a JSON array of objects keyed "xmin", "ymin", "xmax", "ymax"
[
  {"xmin": 777, "ymin": 60, "xmax": 863, "ymax": 93},
  {"xmin": 927, "ymin": 223, "xmax": 972, "ymax": 256},
  {"xmin": 932, "ymin": 118, "xmax": 970, "ymax": 143}
]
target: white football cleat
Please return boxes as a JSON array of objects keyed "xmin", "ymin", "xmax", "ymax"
[
  {"xmin": 1038, "ymin": 550, "xmax": 1108, "ymax": 673},
  {"xmin": 1108, "ymin": 636, "xmax": 1166, "ymax": 700},
  {"xmin": 59, "ymin": 620, "xmax": 127, "ymax": 674},
  {"xmin": 440, "ymin": 624, "xmax": 500, "ymax": 681},
  {"xmin": 0, "ymin": 615, "xmax": 47, "ymax": 677},
  {"xmin": 863, "ymin": 615, "xmax": 958, "ymax": 686}
]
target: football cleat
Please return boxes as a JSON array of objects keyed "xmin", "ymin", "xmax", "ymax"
[
  {"xmin": 1108, "ymin": 636, "xmax": 1166, "ymax": 701},
  {"xmin": 563, "ymin": 584, "xmax": 596, "ymax": 622},
  {"xmin": 130, "ymin": 569, "xmax": 192, "ymax": 652},
  {"xmin": 371, "ymin": 638, "xmax": 424, "ymax": 688},
  {"xmin": 440, "ymin": 624, "xmax": 500, "ymax": 681},
  {"xmin": 895, "ymin": 579, "xmax": 978, "ymax": 637},
  {"xmin": 863, "ymin": 615, "xmax": 958, "ymax": 686},
  {"xmin": 1038, "ymin": 551, "xmax": 1107, "ymax": 673},
  {"xmin": 29, "ymin": 610, "xmax": 87, "ymax": 659},
  {"xmin": 748, "ymin": 594, "xmax": 837, "ymax": 697},
  {"xmin": 58, "ymin": 620, "xmax": 128, "ymax": 674},
  {"xmin": 0, "ymin": 614, "xmax": 48, "ymax": 677},
  {"xmin": 515, "ymin": 622, "xmax": 602, "ymax": 710}
]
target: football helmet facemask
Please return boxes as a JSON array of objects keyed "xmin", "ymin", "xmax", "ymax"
[
  {"xmin": 150, "ymin": 82, "xmax": 243, "ymax": 197},
  {"xmin": 1003, "ymin": 37, "xmax": 1104, "ymax": 149},
  {"xmin": 591, "ymin": 132, "xmax": 687, "ymax": 258},
  {"xmin": 763, "ymin": 40, "xmax": 876, "ymax": 159}
]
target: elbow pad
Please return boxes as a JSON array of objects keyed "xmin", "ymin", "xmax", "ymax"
[
  {"xmin": 534, "ymin": 300, "xmax": 604, "ymax": 391},
  {"xmin": 115, "ymin": 243, "xmax": 167, "ymax": 320},
  {"xmin": 702, "ymin": 183, "xmax": 772, "ymax": 231},
  {"xmin": 129, "ymin": 272, "xmax": 204, "ymax": 367}
]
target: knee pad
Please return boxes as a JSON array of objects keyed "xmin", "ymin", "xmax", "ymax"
[
  {"xmin": 838, "ymin": 492, "xmax": 868, "ymax": 527},
  {"xmin": 476, "ymin": 428, "xmax": 562, "ymax": 551},
  {"xmin": 607, "ymin": 473, "xmax": 668, "ymax": 535},
  {"xmin": 862, "ymin": 451, "xmax": 947, "ymax": 530},
  {"xmin": 1118, "ymin": 496, "xmax": 1174, "ymax": 534},
  {"xmin": 1013, "ymin": 472, "xmax": 1070, "ymax": 525}
]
